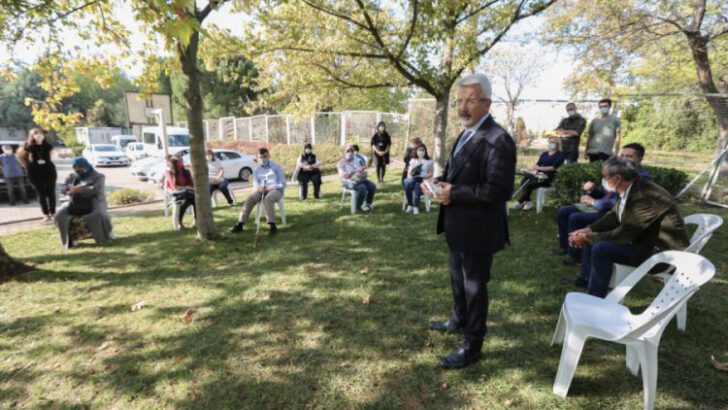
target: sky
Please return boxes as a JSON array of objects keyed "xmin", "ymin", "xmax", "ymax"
[{"xmin": 0, "ymin": 3, "xmax": 573, "ymax": 102}]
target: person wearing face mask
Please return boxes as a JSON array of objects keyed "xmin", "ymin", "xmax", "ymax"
[
  {"xmin": 403, "ymin": 144, "xmax": 433, "ymax": 215},
  {"xmin": 165, "ymin": 155, "xmax": 196, "ymax": 229},
  {"xmin": 231, "ymin": 148, "xmax": 286, "ymax": 235},
  {"xmin": 566, "ymin": 156, "xmax": 689, "ymax": 298},
  {"xmin": 338, "ymin": 144, "xmax": 376, "ymax": 212},
  {"xmin": 0, "ymin": 145, "xmax": 29, "ymax": 205},
  {"xmin": 370, "ymin": 121, "xmax": 392, "ymax": 183},
  {"xmin": 54, "ymin": 157, "xmax": 113, "ymax": 249},
  {"xmin": 555, "ymin": 102, "xmax": 587, "ymax": 164},
  {"xmin": 206, "ymin": 149, "xmax": 235, "ymax": 206},
  {"xmin": 296, "ymin": 143, "xmax": 322, "ymax": 200},
  {"xmin": 585, "ymin": 98, "xmax": 621, "ymax": 162},
  {"xmin": 18, "ymin": 128, "xmax": 57, "ymax": 220},
  {"xmin": 402, "ymin": 137, "xmax": 424, "ymax": 184},
  {"xmin": 510, "ymin": 137, "xmax": 565, "ymax": 211}
]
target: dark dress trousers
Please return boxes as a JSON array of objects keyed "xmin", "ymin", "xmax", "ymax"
[{"xmin": 436, "ymin": 115, "xmax": 516, "ymax": 348}]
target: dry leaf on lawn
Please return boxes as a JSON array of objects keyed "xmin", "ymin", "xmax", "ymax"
[
  {"xmin": 96, "ymin": 341, "xmax": 113, "ymax": 352},
  {"xmin": 130, "ymin": 301, "xmax": 146, "ymax": 312},
  {"xmin": 711, "ymin": 355, "xmax": 728, "ymax": 371},
  {"xmin": 362, "ymin": 295, "xmax": 371, "ymax": 305},
  {"xmin": 182, "ymin": 309, "xmax": 196, "ymax": 322}
]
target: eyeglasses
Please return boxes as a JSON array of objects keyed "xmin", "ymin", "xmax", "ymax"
[
  {"xmin": 598, "ymin": 105, "xmax": 610, "ymax": 109},
  {"xmin": 451, "ymin": 98, "xmax": 487, "ymax": 108},
  {"xmin": 345, "ymin": 150, "xmax": 354, "ymax": 153}
]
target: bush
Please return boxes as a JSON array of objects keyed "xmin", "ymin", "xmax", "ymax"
[
  {"xmin": 107, "ymin": 188, "xmax": 154, "ymax": 206},
  {"xmin": 552, "ymin": 162, "xmax": 688, "ymax": 206}
]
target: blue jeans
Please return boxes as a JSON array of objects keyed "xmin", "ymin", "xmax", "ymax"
[
  {"xmin": 403, "ymin": 177, "xmax": 423, "ymax": 207},
  {"xmin": 344, "ymin": 180, "xmax": 376, "ymax": 209},
  {"xmin": 210, "ymin": 179, "xmax": 234, "ymax": 205},
  {"xmin": 556, "ymin": 205, "xmax": 606, "ymax": 259},
  {"xmin": 579, "ymin": 241, "xmax": 637, "ymax": 298}
]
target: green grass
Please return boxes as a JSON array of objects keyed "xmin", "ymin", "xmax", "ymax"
[{"xmin": 1, "ymin": 175, "xmax": 727, "ymax": 409}]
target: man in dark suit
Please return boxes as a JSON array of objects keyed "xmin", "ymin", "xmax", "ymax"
[
  {"xmin": 569, "ymin": 156, "xmax": 690, "ymax": 297},
  {"xmin": 424, "ymin": 73, "xmax": 516, "ymax": 369}
]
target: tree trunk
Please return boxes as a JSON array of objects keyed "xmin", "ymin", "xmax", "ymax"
[
  {"xmin": 506, "ymin": 102, "xmax": 516, "ymax": 137},
  {"xmin": 685, "ymin": 33, "xmax": 728, "ymax": 152},
  {"xmin": 433, "ymin": 93, "xmax": 451, "ymax": 177},
  {"xmin": 179, "ymin": 32, "xmax": 216, "ymax": 240},
  {"xmin": 0, "ymin": 243, "xmax": 31, "ymax": 279}
]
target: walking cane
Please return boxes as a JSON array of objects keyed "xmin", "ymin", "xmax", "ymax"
[{"xmin": 253, "ymin": 191, "xmax": 266, "ymax": 248}]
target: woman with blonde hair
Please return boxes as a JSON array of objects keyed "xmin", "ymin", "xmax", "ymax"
[{"xmin": 19, "ymin": 128, "xmax": 57, "ymax": 220}]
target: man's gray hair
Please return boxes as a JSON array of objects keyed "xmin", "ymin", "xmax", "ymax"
[
  {"xmin": 456, "ymin": 73, "xmax": 492, "ymax": 100},
  {"xmin": 603, "ymin": 156, "xmax": 639, "ymax": 181}
]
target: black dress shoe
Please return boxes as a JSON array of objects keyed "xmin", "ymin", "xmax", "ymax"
[
  {"xmin": 269, "ymin": 223, "xmax": 278, "ymax": 236},
  {"xmin": 230, "ymin": 223, "xmax": 244, "ymax": 233},
  {"xmin": 562, "ymin": 273, "xmax": 588, "ymax": 289},
  {"xmin": 551, "ymin": 248, "xmax": 567, "ymax": 256},
  {"xmin": 562, "ymin": 256, "xmax": 580, "ymax": 266},
  {"xmin": 439, "ymin": 347, "xmax": 482, "ymax": 370},
  {"xmin": 428, "ymin": 320, "xmax": 462, "ymax": 333}
]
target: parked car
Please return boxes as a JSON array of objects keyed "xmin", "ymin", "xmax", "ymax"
[
  {"xmin": 0, "ymin": 140, "xmax": 36, "ymax": 203},
  {"xmin": 146, "ymin": 149, "xmax": 255, "ymax": 185},
  {"xmin": 129, "ymin": 155, "xmax": 164, "ymax": 181},
  {"xmin": 125, "ymin": 142, "xmax": 148, "ymax": 161},
  {"xmin": 82, "ymin": 144, "xmax": 130, "ymax": 167}
]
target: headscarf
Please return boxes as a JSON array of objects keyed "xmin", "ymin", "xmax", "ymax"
[
  {"xmin": 72, "ymin": 156, "xmax": 94, "ymax": 172},
  {"xmin": 301, "ymin": 143, "xmax": 315, "ymax": 163}
]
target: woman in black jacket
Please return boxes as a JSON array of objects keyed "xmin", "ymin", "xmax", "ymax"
[
  {"xmin": 296, "ymin": 143, "xmax": 322, "ymax": 200},
  {"xmin": 370, "ymin": 121, "xmax": 392, "ymax": 183},
  {"xmin": 20, "ymin": 128, "xmax": 57, "ymax": 221}
]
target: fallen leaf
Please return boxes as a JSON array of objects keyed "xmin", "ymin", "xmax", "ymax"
[
  {"xmin": 340, "ymin": 361, "xmax": 351, "ymax": 368},
  {"xmin": 182, "ymin": 309, "xmax": 196, "ymax": 322},
  {"xmin": 711, "ymin": 355, "xmax": 728, "ymax": 371},
  {"xmin": 359, "ymin": 267, "xmax": 369, "ymax": 274},
  {"xmin": 96, "ymin": 341, "xmax": 113, "ymax": 352},
  {"xmin": 362, "ymin": 295, "xmax": 371, "ymax": 305},
  {"xmin": 504, "ymin": 399, "xmax": 515, "ymax": 406},
  {"xmin": 103, "ymin": 364, "xmax": 117, "ymax": 373},
  {"xmin": 260, "ymin": 294, "xmax": 271, "ymax": 301},
  {"xmin": 442, "ymin": 383, "xmax": 448, "ymax": 389},
  {"xmin": 175, "ymin": 354, "xmax": 186, "ymax": 362},
  {"xmin": 53, "ymin": 306, "xmax": 62, "ymax": 313},
  {"xmin": 130, "ymin": 301, "xmax": 146, "ymax": 312},
  {"xmin": 86, "ymin": 368, "xmax": 96, "ymax": 375}
]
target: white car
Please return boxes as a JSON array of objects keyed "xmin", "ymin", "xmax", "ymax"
[
  {"xmin": 147, "ymin": 149, "xmax": 256, "ymax": 185},
  {"xmin": 129, "ymin": 156, "xmax": 164, "ymax": 181},
  {"xmin": 125, "ymin": 142, "xmax": 148, "ymax": 161},
  {"xmin": 82, "ymin": 144, "xmax": 130, "ymax": 167}
]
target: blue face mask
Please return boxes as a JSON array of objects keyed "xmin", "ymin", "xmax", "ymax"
[{"xmin": 261, "ymin": 158, "xmax": 270, "ymax": 167}]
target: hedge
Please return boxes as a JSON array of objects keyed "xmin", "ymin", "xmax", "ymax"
[{"xmin": 551, "ymin": 162, "xmax": 688, "ymax": 206}]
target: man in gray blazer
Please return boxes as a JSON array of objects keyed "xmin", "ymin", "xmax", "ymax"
[{"xmin": 425, "ymin": 73, "xmax": 516, "ymax": 369}]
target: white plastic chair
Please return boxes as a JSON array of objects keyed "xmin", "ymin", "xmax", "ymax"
[
  {"xmin": 608, "ymin": 213, "xmax": 723, "ymax": 331},
  {"xmin": 340, "ymin": 188, "xmax": 357, "ymax": 214},
  {"xmin": 401, "ymin": 192, "xmax": 432, "ymax": 213},
  {"xmin": 254, "ymin": 189, "xmax": 287, "ymax": 225},
  {"xmin": 552, "ymin": 251, "xmax": 716, "ymax": 410},
  {"xmin": 163, "ymin": 190, "xmax": 194, "ymax": 231},
  {"xmin": 536, "ymin": 187, "xmax": 553, "ymax": 214}
]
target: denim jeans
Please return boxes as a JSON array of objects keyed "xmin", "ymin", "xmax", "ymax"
[
  {"xmin": 344, "ymin": 180, "xmax": 376, "ymax": 209},
  {"xmin": 556, "ymin": 205, "xmax": 606, "ymax": 260},
  {"xmin": 579, "ymin": 241, "xmax": 637, "ymax": 298},
  {"xmin": 403, "ymin": 177, "xmax": 423, "ymax": 207}
]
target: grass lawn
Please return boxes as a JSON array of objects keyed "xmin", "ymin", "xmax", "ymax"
[{"xmin": 1, "ymin": 175, "xmax": 727, "ymax": 409}]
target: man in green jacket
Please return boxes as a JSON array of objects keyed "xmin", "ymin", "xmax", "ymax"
[{"xmin": 568, "ymin": 156, "xmax": 690, "ymax": 297}]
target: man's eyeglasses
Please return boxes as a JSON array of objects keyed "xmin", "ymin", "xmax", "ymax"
[
  {"xmin": 598, "ymin": 105, "xmax": 610, "ymax": 109},
  {"xmin": 451, "ymin": 98, "xmax": 487, "ymax": 108}
]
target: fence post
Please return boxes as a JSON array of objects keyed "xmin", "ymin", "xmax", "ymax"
[
  {"xmin": 285, "ymin": 115, "xmax": 291, "ymax": 145},
  {"xmin": 264, "ymin": 115, "xmax": 270, "ymax": 144},
  {"xmin": 340, "ymin": 111, "xmax": 346, "ymax": 146},
  {"xmin": 248, "ymin": 118, "xmax": 252, "ymax": 141},
  {"xmin": 233, "ymin": 118, "xmax": 239, "ymax": 140},
  {"xmin": 310, "ymin": 115, "xmax": 316, "ymax": 145},
  {"xmin": 218, "ymin": 118, "xmax": 224, "ymax": 141}
]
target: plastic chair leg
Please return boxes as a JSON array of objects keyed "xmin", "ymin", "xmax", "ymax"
[
  {"xmin": 536, "ymin": 188, "xmax": 545, "ymax": 214},
  {"xmin": 676, "ymin": 305, "xmax": 687, "ymax": 332},
  {"xmin": 626, "ymin": 345, "xmax": 640, "ymax": 376},
  {"xmin": 553, "ymin": 331, "xmax": 586, "ymax": 397},
  {"xmin": 636, "ymin": 343, "xmax": 659, "ymax": 410},
  {"xmin": 279, "ymin": 198, "xmax": 287, "ymax": 224},
  {"xmin": 350, "ymin": 191, "xmax": 357, "ymax": 214},
  {"xmin": 172, "ymin": 204, "xmax": 181, "ymax": 231},
  {"xmin": 551, "ymin": 308, "xmax": 566, "ymax": 346},
  {"xmin": 425, "ymin": 196, "xmax": 431, "ymax": 212}
]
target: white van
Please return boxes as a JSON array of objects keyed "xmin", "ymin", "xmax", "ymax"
[
  {"xmin": 141, "ymin": 126, "xmax": 190, "ymax": 157},
  {"xmin": 111, "ymin": 134, "xmax": 137, "ymax": 151}
]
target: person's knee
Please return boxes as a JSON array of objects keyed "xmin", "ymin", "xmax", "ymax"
[{"xmin": 591, "ymin": 242, "xmax": 612, "ymax": 260}]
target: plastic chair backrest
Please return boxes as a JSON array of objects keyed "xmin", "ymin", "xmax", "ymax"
[
  {"xmin": 683, "ymin": 213, "xmax": 723, "ymax": 254},
  {"xmin": 622, "ymin": 251, "xmax": 715, "ymax": 339}
]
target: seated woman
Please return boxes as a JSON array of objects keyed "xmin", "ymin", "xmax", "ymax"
[
  {"xmin": 165, "ymin": 155, "xmax": 195, "ymax": 229},
  {"xmin": 337, "ymin": 144, "xmax": 376, "ymax": 212},
  {"xmin": 403, "ymin": 144, "xmax": 433, "ymax": 215},
  {"xmin": 511, "ymin": 137, "xmax": 565, "ymax": 211},
  {"xmin": 206, "ymin": 149, "xmax": 234, "ymax": 206},
  {"xmin": 296, "ymin": 143, "xmax": 322, "ymax": 200},
  {"xmin": 54, "ymin": 157, "xmax": 113, "ymax": 249}
]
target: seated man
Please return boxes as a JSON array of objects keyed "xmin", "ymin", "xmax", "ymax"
[
  {"xmin": 338, "ymin": 144, "xmax": 376, "ymax": 212},
  {"xmin": 230, "ymin": 148, "xmax": 286, "ymax": 235},
  {"xmin": 555, "ymin": 142, "xmax": 652, "ymax": 264},
  {"xmin": 568, "ymin": 156, "xmax": 689, "ymax": 298}
]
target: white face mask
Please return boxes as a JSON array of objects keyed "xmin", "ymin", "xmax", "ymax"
[
  {"xmin": 548, "ymin": 143, "xmax": 558, "ymax": 151},
  {"xmin": 601, "ymin": 178, "xmax": 610, "ymax": 190},
  {"xmin": 378, "ymin": 126, "xmax": 385, "ymax": 132},
  {"xmin": 417, "ymin": 149, "xmax": 426, "ymax": 158},
  {"xmin": 567, "ymin": 110, "xmax": 577, "ymax": 117},
  {"xmin": 599, "ymin": 107, "xmax": 610, "ymax": 115},
  {"xmin": 33, "ymin": 134, "xmax": 45, "ymax": 143},
  {"xmin": 345, "ymin": 152, "xmax": 354, "ymax": 160},
  {"xmin": 2, "ymin": 147, "xmax": 12, "ymax": 155},
  {"xmin": 304, "ymin": 149, "xmax": 312, "ymax": 154}
]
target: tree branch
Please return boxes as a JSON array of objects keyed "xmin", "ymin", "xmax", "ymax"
[
  {"xmin": 300, "ymin": 0, "xmax": 369, "ymax": 31},
  {"xmin": 48, "ymin": 0, "xmax": 99, "ymax": 24},
  {"xmin": 455, "ymin": 0, "xmax": 501, "ymax": 26},
  {"xmin": 310, "ymin": 62, "xmax": 400, "ymax": 89},
  {"xmin": 396, "ymin": 0, "xmax": 418, "ymax": 61}
]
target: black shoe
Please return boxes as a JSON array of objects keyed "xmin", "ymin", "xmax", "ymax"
[
  {"xmin": 428, "ymin": 320, "xmax": 462, "ymax": 334},
  {"xmin": 269, "ymin": 223, "xmax": 278, "ymax": 236},
  {"xmin": 563, "ymin": 274, "xmax": 588, "ymax": 289},
  {"xmin": 230, "ymin": 222, "xmax": 244, "ymax": 233},
  {"xmin": 439, "ymin": 347, "xmax": 482, "ymax": 370},
  {"xmin": 562, "ymin": 256, "xmax": 580, "ymax": 266},
  {"xmin": 551, "ymin": 248, "xmax": 567, "ymax": 256}
]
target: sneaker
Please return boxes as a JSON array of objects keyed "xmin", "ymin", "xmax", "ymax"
[
  {"xmin": 405, "ymin": 205, "xmax": 413, "ymax": 213},
  {"xmin": 230, "ymin": 222, "xmax": 244, "ymax": 233},
  {"xmin": 412, "ymin": 207, "xmax": 420, "ymax": 215},
  {"xmin": 360, "ymin": 204, "xmax": 372, "ymax": 212},
  {"xmin": 522, "ymin": 201, "xmax": 534, "ymax": 211},
  {"xmin": 562, "ymin": 256, "xmax": 580, "ymax": 266},
  {"xmin": 509, "ymin": 202, "xmax": 523, "ymax": 210}
]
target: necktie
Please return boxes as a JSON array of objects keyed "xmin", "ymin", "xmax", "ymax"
[{"xmin": 453, "ymin": 130, "xmax": 473, "ymax": 156}]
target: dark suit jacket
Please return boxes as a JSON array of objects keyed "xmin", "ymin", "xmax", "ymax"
[
  {"xmin": 437, "ymin": 115, "xmax": 517, "ymax": 253},
  {"xmin": 586, "ymin": 178, "xmax": 690, "ymax": 265}
]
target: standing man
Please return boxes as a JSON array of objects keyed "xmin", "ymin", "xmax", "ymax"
[
  {"xmin": 555, "ymin": 102, "xmax": 587, "ymax": 164},
  {"xmin": 585, "ymin": 98, "xmax": 621, "ymax": 162},
  {"xmin": 424, "ymin": 73, "xmax": 516, "ymax": 369},
  {"xmin": 230, "ymin": 148, "xmax": 286, "ymax": 236}
]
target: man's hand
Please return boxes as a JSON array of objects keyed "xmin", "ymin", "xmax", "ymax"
[
  {"xmin": 69, "ymin": 186, "xmax": 84, "ymax": 195},
  {"xmin": 420, "ymin": 182, "xmax": 433, "ymax": 197},
  {"xmin": 568, "ymin": 227, "xmax": 592, "ymax": 248},
  {"xmin": 583, "ymin": 181, "xmax": 595, "ymax": 191},
  {"xmin": 579, "ymin": 195, "xmax": 595, "ymax": 206},
  {"xmin": 435, "ymin": 182, "xmax": 452, "ymax": 205},
  {"xmin": 257, "ymin": 186, "xmax": 266, "ymax": 194}
]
